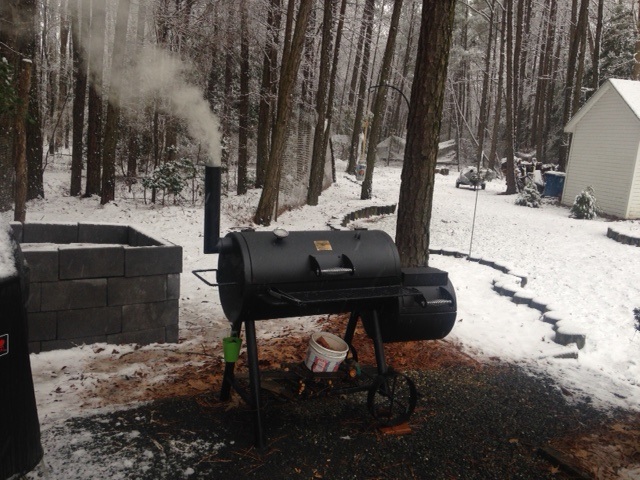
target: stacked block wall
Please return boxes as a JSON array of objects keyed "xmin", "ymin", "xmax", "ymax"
[{"xmin": 10, "ymin": 222, "xmax": 182, "ymax": 353}]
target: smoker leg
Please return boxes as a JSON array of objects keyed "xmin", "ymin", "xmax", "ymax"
[
  {"xmin": 369, "ymin": 310, "xmax": 389, "ymax": 376},
  {"xmin": 220, "ymin": 320, "xmax": 243, "ymax": 402},
  {"xmin": 244, "ymin": 320, "xmax": 266, "ymax": 449},
  {"xmin": 344, "ymin": 312, "xmax": 359, "ymax": 345}
]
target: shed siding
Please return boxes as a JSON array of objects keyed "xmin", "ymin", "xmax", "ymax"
[
  {"xmin": 629, "ymin": 149, "xmax": 640, "ymax": 218},
  {"xmin": 563, "ymin": 90, "xmax": 640, "ymax": 218}
]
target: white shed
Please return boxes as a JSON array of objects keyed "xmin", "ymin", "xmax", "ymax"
[{"xmin": 563, "ymin": 78, "xmax": 640, "ymax": 219}]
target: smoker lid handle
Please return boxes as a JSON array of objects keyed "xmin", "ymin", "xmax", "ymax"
[{"xmin": 309, "ymin": 254, "xmax": 355, "ymax": 277}]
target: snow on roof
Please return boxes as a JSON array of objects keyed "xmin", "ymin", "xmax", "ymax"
[{"xmin": 565, "ymin": 78, "xmax": 640, "ymax": 132}]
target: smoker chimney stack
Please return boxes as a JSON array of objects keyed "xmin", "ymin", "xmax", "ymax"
[{"xmin": 203, "ymin": 165, "xmax": 221, "ymax": 254}]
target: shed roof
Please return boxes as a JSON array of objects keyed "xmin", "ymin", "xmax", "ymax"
[{"xmin": 565, "ymin": 78, "xmax": 640, "ymax": 132}]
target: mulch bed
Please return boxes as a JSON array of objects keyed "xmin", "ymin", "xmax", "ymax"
[{"xmin": 36, "ymin": 315, "xmax": 640, "ymax": 479}]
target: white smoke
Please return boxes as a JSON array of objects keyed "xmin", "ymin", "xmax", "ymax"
[
  {"xmin": 115, "ymin": 45, "xmax": 223, "ymax": 167},
  {"xmin": 74, "ymin": 0, "xmax": 222, "ymax": 167}
]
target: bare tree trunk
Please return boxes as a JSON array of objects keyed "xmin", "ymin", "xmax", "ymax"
[
  {"xmin": 237, "ymin": 0, "xmax": 250, "ymax": 195},
  {"xmin": 70, "ymin": 0, "xmax": 88, "ymax": 196},
  {"xmin": 320, "ymin": 0, "xmax": 347, "ymax": 181},
  {"xmin": 346, "ymin": 0, "xmax": 374, "ymax": 174},
  {"xmin": 390, "ymin": 1, "xmax": 416, "ymax": 135},
  {"xmin": 14, "ymin": 59, "xmax": 32, "ymax": 222},
  {"xmin": 360, "ymin": 0, "xmax": 403, "ymax": 200},
  {"xmin": 559, "ymin": 0, "xmax": 587, "ymax": 171},
  {"xmin": 488, "ymin": 5, "xmax": 506, "ymax": 172},
  {"xmin": 85, "ymin": 0, "xmax": 106, "ymax": 197},
  {"xmin": 55, "ymin": 0, "xmax": 70, "ymax": 152},
  {"xmin": 347, "ymin": 1, "xmax": 367, "ymax": 108},
  {"xmin": 634, "ymin": 0, "xmax": 640, "ymax": 79},
  {"xmin": 591, "ymin": 0, "xmax": 604, "ymax": 90},
  {"xmin": 254, "ymin": 0, "xmax": 313, "ymax": 226},
  {"xmin": 255, "ymin": 0, "xmax": 281, "ymax": 188},
  {"xmin": 126, "ymin": 2, "xmax": 146, "ymax": 180},
  {"xmin": 534, "ymin": 0, "xmax": 557, "ymax": 164},
  {"xmin": 101, "ymin": 0, "xmax": 130, "ymax": 204},
  {"xmin": 26, "ymin": 3, "xmax": 43, "ymax": 200},
  {"xmin": 307, "ymin": 0, "xmax": 336, "ymax": 205},
  {"xmin": 395, "ymin": 0, "xmax": 456, "ymax": 268},
  {"xmin": 475, "ymin": 0, "xmax": 496, "ymax": 167},
  {"xmin": 504, "ymin": 0, "xmax": 517, "ymax": 194}
]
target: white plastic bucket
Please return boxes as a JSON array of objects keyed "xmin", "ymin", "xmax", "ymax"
[{"xmin": 304, "ymin": 332, "xmax": 349, "ymax": 373}]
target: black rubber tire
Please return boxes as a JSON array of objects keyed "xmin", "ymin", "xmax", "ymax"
[{"xmin": 367, "ymin": 371, "xmax": 417, "ymax": 427}]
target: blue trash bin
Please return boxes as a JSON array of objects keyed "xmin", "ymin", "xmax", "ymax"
[{"xmin": 542, "ymin": 171, "xmax": 566, "ymax": 197}]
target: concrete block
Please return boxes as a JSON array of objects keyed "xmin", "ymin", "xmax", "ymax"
[
  {"xmin": 512, "ymin": 290, "xmax": 535, "ymax": 305},
  {"xmin": 9, "ymin": 221, "xmax": 23, "ymax": 242},
  {"xmin": 124, "ymin": 245, "xmax": 182, "ymax": 277},
  {"xmin": 165, "ymin": 324, "xmax": 179, "ymax": 343},
  {"xmin": 78, "ymin": 223, "xmax": 129, "ymax": 244},
  {"xmin": 28, "ymin": 342, "xmax": 41, "ymax": 354},
  {"xmin": 108, "ymin": 275, "xmax": 167, "ymax": 305},
  {"xmin": 23, "ymin": 222, "xmax": 78, "ymax": 243},
  {"xmin": 59, "ymin": 244, "xmax": 125, "ymax": 279},
  {"xmin": 554, "ymin": 330, "xmax": 586, "ymax": 350},
  {"xmin": 107, "ymin": 327, "xmax": 166, "ymax": 346},
  {"xmin": 41, "ymin": 335, "xmax": 107, "ymax": 352},
  {"xmin": 57, "ymin": 306, "xmax": 122, "ymax": 339},
  {"xmin": 167, "ymin": 274, "xmax": 180, "ymax": 300},
  {"xmin": 41, "ymin": 279, "xmax": 107, "ymax": 311},
  {"xmin": 128, "ymin": 227, "xmax": 163, "ymax": 247},
  {"xmin": 27, "ymin": 311, "xmax": 57, "ymax": 341},
  {"xmin": 26, "ymin": 282, "xmax": 41, "ymax": 312},
  {"xmin": 21, "ymin": 246, "xmax": 59, "ymax": 282},
  {"xmin": 122, "ymin": 300, "xmax": 179, "ymax": 331}
]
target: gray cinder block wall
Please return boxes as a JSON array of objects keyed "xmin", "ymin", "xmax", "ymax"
[{"xmin": 10, "ymin": 222, "xmax": 182, "ymax": 353}]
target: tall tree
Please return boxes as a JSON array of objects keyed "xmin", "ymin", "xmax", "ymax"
[
  {"xmin": 559, "ymin": 0, "xmax": 588, "ymax": 171},
  {"xmin": 254, "ymin": 0, "xmax": 313, "ymax": 225},
  {"xmin": 70, "ymin": 0, "xmax": 88, "ymax": 196},
  {"xmin": 255, "ymin": 0, "xmax": 281, "ymax": 188},
  {"xmin": 475, "ymin": 1, "xmax": 496, "ymax": 168},
  {"xmin": 347, "ymin": 1, "xmax": 367, "ymax": 108},
  {"xmin": 307, "ymin": 0, "xmax": 336, "ymax": 205},
  {"xmin": 320, "ymin": 0, "xmax": 348, "ymax": 183},
  {"xmin": 346, "ymin": 0, "xmax": 374, "ymax": 174},
  {"xmin": 85, "ymin": 0, "xmax": 106, "ymax": 196},
  {"xmin": 26, "ymin": 0, "xmax": 44, "ymax": 200},
  {"xmin": 504, "ymin": 0, "xmax": 517, "ymax": 194},
  {"xmin": 125, "ymin": 1, "xmax": 146, "ymax": 180},
  {"xmin": 591, "ymin": 0, "xmax": 604, "ymax": 90},
  {"xmin": 488, "ymin": 5, "xmax": 506, "ymax": 172},
  {"xmin": 360, "ymin": 0, "xmax": 403, "ymax": 200},
  {"xmin": 101, "ymin": 0, "xmax": 130, "ymax": 204},
  {"xmin": 395, "ymin": 0, "xmax": 456, "ymax": 268},
  {"xmin": 14, "ymin": 58, "xmax": 32, "ymax": 222},
  {"xmin": 237, "ymin": 0, "xmax": 250, "ymax": 195}
]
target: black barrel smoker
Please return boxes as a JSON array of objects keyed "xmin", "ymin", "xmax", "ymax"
[{"xmin": 196, "ymin": 166, "xmax": 456, "ymax": 448}]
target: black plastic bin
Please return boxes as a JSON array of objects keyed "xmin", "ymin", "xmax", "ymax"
[{"xmin": 0, "ymin": 230, "xmax": 43, "ymax": 479}]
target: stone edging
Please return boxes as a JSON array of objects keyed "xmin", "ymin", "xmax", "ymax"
[
  {"xmin": 335, "ymin": 208, "xmax": 587, "ymax": 358},
  {"xmin": 607, "ymin": 227, "xmax": 640, "ymax": 247},
  {"xmin": 437, "ymin": 248, "xmax": 585, "ymax": 357},
  {"xmin": 328, "ymin": 204, "xmax": 397, "ymax": 230}
]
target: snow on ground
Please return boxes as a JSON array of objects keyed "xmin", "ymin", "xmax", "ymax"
[{"xmin": 3, "ymin": 154, "xmax": 640, "ymax": 437}]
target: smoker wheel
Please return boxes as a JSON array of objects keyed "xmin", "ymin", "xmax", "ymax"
[{"xmin": 367, "ymin": 371, "xmax": 417, "ymax": 427}]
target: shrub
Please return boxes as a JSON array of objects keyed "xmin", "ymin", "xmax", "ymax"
[
  {"xmin": 515, "ymin": 182, "xmax": 542, "ymax": 208},
  {"xmin": 570, "ymin": 186, "xmax": 598, "ymax": 219},
  {"xmin": 141, "ymin": 159, "xmax": 198, "ymax": 204}
]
